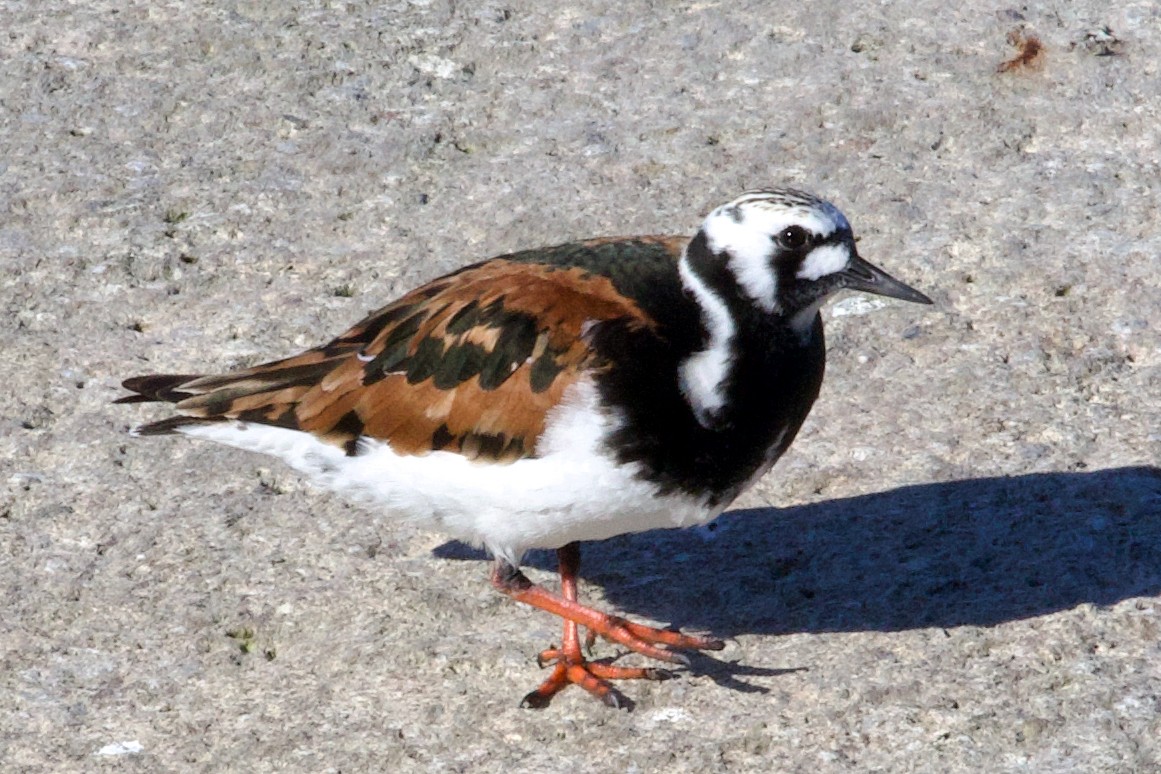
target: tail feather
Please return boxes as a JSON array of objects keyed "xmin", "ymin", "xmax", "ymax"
[
  {"xmin": 116, "ymin": 351, "xmax": 348, "ymax": 438},
  {"xmin": 117, "ymin": 334, "xmax": 359, "ymax": 443},
  {"xmin": 173, "ymin": 360, "xmax": 340, "ymax": 415},
  {"xmin": 116, "ymin": 374, "xmax": 203, "ymax": 404},
  {"xmin": 131, "ymin": 416, "xmax": 223, "ymax": 436}
]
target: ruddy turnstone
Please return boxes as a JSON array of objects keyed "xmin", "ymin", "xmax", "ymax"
[{"xmin": 118, "ymin": 188, "xmax": 932, "ymax": 708}]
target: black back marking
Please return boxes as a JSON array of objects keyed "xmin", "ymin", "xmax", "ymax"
[
  {"xmin": 431, "ymin": 423, "xmax": 455, "ymax": 450},
  {"xmin": 405, "ymin": 337, "xmax": 445, "ymax": 384},
  {"xmin": 529, "ymin": 351, "xmax": 564, "ymax": 393},
  {"xmin": 477, "ymin": 309, "xmax": 539, "ymax": 389},
  {"xmin": 431, "ymin": 341, "xmax": 488, "ymax": 390},
  {"xmin": 444, "ymin": 300, "xmax": 481, "ymax": 335},
  {"xmin": 365, "ymin": 312, "xmax": 425, "ymax": 382}
]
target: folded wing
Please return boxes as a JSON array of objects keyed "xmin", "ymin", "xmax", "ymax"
[{"xmin": 119, "ymin": 257, "xmax": 655, "ymax": 462}]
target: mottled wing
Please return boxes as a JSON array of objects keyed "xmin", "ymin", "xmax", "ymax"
[{"xmin": 120, "ymin": 251, "xmax": 662, "ymax": 462}]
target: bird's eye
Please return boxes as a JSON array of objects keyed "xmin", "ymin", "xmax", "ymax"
[{"xmin": 777, "ymin": 226, "xmax": 811, "ymax": 250}]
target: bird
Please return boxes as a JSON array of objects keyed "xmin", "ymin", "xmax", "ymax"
[{"xmin": 117, "ymin": 187, "xmax": 932, "ymax": 709}]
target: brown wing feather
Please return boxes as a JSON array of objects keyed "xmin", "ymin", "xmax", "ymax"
[{"xmin": 122, "ymin": 258, "xmax": 658, "ymax": 462}]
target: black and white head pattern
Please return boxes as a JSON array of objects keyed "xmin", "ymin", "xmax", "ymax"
[
  {"xmin": 677, "ymin": 188, "xmax": 855, "ymax": 425},
  {"xmin": 699, "ymin": 188, "xmax": 854, "ymax": 312}
]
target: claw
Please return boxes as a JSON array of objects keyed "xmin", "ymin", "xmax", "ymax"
[
  {"xmin": 520, "ymin": 691, "xmax": 552, "ymax": 710},
  {"xmin": 644, "ymin": 668, "xmax": 676, "ymax": 681}
]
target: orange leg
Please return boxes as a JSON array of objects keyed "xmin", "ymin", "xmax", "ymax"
[{"xmin": 491, "ymin": 542, "xmax": 724, "ymax": 708}]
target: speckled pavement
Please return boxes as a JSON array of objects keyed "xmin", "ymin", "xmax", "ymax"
[{"xmin": 3, "ymin": 2, "xmax": 1159, "ymax": 771}]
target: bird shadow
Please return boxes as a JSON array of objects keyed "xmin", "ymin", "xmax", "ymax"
[{"xmin": 434, "ymin": 466, "xmax": 1161, "ymax": 689}]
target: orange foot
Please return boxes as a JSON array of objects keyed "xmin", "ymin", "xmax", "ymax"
[{"xmin": 491, "ymin": 542, "xmax": 725, "ymax": 709}]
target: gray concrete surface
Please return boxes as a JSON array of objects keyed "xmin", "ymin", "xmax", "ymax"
[{"xmin": 3, "ymin": 1, "xmax": 1160, "ymax": 771}]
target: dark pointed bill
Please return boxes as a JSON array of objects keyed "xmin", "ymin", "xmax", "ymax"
[{"xmin": 841, "ymin": 255, "xmax": 933, "ymax": 305}]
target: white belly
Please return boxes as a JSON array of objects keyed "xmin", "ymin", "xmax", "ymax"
[{"xmin": 177, "ymin": 381, "xmax": 720, "ymax": 564}]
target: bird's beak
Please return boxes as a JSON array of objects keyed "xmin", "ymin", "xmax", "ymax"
[{"xmin": 841, "ymin": 255, "xmax": 933, "ymax": 305}]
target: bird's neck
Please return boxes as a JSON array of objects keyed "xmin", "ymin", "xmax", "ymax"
[
  {"xmin": 676, "ymin": 247, "xmax": 737, "ymax": 427},
  {"xmin": 677, "ymin": 235, "xmax": 821, "ymax": 429}
]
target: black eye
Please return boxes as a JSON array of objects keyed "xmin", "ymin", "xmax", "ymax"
[{"xmin": 777, "ymin": 226, "xmax": 811, "ymax": 250}]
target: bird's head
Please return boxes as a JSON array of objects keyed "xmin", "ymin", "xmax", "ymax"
[{"xmin": 682, "ymin": 188, "xmax": 932, "ymax": 331}]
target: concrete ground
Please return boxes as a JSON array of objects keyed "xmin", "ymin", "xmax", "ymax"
[{"xmin": 3, "ymin": 1, "xmax": 1159, "ymax": 771}]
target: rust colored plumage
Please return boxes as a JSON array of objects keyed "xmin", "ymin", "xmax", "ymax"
[{"xmin": 120, "ymin": 255, "xmax": 660, "ymax": 461}]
